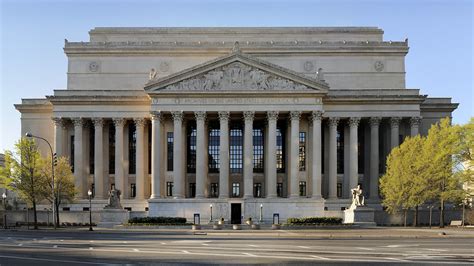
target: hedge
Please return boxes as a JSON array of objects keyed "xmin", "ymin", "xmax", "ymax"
[
  {"xmin": 286, "ymin": 217, "xmax": 343, "ymax": 225},
  {"xmin": 128, "ymin": 216, "xmax": 187, "ymax": 225}
]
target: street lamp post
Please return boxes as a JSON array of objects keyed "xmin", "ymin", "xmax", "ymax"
[
  {"xmin": 209, "ymin": 204, "xmax": 213, "ymax": 223},
  {"xmin": 88, "ymin": 189, "xmax": 93, "ymax": 231},
  {"xmin": 25, "ymin": 132, "xmax": 57, "ymax": 229},
  {"xmin": 2, "ymin": 193, "xmax": 7, "ymax": 229},
  {"xmin": 259, "ymin": 204, "xmax": 263, "ymax": 223},
  {"xmin": 462, "ymin": 198, "xmax": 467, "ymax": 227}
]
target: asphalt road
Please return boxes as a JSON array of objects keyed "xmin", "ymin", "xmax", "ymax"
[{"xmin": 0, "ymin": 229, "xmax": 473, "ymax": 265}]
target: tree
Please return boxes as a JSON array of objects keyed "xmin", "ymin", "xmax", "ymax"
[
  {"xmin": 456, "ymin": 118, "xmax": 474, "ymax": 198},
  {"xmin": 0, "ymin": 138, "xmax": 47, "ymax": 229},
  {"xmin": 380, "ymin": 135, "xmax": 430, "ymax": 226},
  {"xmin": 39, "ymin": 156, "xmax": 76, "ymax": 226}
]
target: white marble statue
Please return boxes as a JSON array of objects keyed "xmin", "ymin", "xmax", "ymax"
[
  {"xmin": 351, "ymin": 185, "xmax": 365, "ymax": 207},
  {"xmin": 149, "ymin": 68, "xmax": 157, "ymax": 80},
  {"xmin": 104, "ymin": 188, "xmax": 122, "ymax": 209},
  {"xmin": 316, "ymin": 67, "xmax": 324, "ymax": 81}
]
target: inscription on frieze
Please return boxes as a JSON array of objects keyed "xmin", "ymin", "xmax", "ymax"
[{"xmin": 152, "ymin": 97, "xmax": 321, "ymax": 105}]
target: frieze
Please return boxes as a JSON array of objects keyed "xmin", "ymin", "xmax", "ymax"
[
  {"xmin": 151, "ymin": 97, "xmax": 319, "ymax": 105},
  {"xmin": 162, "ymin": 62, "xmax": 311, "ymax": 92}
]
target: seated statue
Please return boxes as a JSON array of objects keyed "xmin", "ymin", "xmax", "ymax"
[
  {"xmin": 351, "ymin": 185, "xmax": 365, "ymax": 207},
  {"xmin": 104, "ymin": 188, "xmax": 122, "ymax": 209}
]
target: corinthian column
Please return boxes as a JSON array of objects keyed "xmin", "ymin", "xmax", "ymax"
[
  {"xmin": 390, "ymin": 117, "xmax": 401, "ymax": 149},
  {"xmin": 172, "ymin": 111, "xmax": 184, "ymax": 198},
  {"xmin": 150, "ymin": 112, "xmax": 162, "ymax": 199},
  {"xmin": 52, "ymin": 117, "xmax": 65, "ymax": 157},
  {"xmin": 195, "ymin": 111, "xmax": 207, "ymax": 198},
  {"xmin": 243, "ymin": 111, "xmax": 254, "ymax": 199},
  {"xmin": 93, "ymin": 118, "xmax": 105, "ymax": 199},
  {"xmin": 310, "ymin": 111, "xmax": 323, "ymax": 199},
  {"xmin": 348, "ymin": 117, "xmax": 360, "ymax": 196},
  {"xmin": 328, "ymin": 117, "xmax": 339, "ymax": 199},
  {"xmin": 113, "ymin": 118, "xmax": 126, "ymax": 199},
  {"xmin": 72, "ymin": 118, "xmax": 87, "ymax": 198},
  {"xmin": 266, "ymin": 111, "xmax": 278, "ymax": 198},
  {"xmin": 134, "ymin": 118, "xmax": 146, "ymax": 200},
  {"xmin": 369, "ymin": 117, "xmax": 381, "ymax": 199},
  {"xmin": 410, "ymin": 116, "xmax": 422, "ymax": 136},
  {"xmin": 289, "ymin": 111, "xmax": 301, "ymax": 198},
  {"xmin": 218, "ymin": 111, "xmax": 230, "ymax": 198}
]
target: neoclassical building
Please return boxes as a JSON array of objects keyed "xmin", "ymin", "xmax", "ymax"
[{"xmin": 16, "ymin": 27, "xmax": 457, "ymax": 223}]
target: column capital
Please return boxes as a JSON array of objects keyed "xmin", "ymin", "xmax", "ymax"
[
  {"xmin": 218, "ymin": 111, "xmax": 230, "ymax": 122},
  {"xmin": 348, "ymin": 117, "xmax": 361, "ymax": 127},
  {"xmin": 150, "ymin": 111, "xmax": 163, "ymax": 121},
  {"xmin": 243, "ymin": 111, "xmax": 255, "ymax": 122},
  {"xmin": 267, "ymin": 111, "xmax": 279, "ymax": 122},
  {"xmin": 92, "ymin": 118, "xmax": 105, "ymax": 127},
  {"xmin": 390, "ymin": 117, "xmax": 402, "ymax": 127},
  {"xmin": 72, "ymin": 117, "xmax": 85, "ymax": 127},
  {"xmin": 134, "ymin": 117, "xmax": 147, "ymax": 127},
  {"xmin": 410, "ymin": 116, "xmax": 422, "ymax": 127},
  {"xmin": 113, "ymin": 118, "xmax": 127, "ymax": 127},
  {"xmin": 289, "ymin": 111, "xmax": 302, "ymax": 121},
  {"xmin": 194, "ymin": 111, "xmax": 207, "ymax": 122},
  {"xmin": 171, "ymin": 111, "xmax": 184, "ymax": 122},
  {"xmin": 329, "ymin": 117, "xmax": 340, "ymax": 127},
  {"xmin": 310, "ymin": 111, "xmax": 324, "ymax": 122},
  {"xmin": 369, "ymin": 117, "xmax": 382, "ymax": 127},
  {"xmin": 52, "ymin": 117, "xmax": 62, "ymax": 126}
]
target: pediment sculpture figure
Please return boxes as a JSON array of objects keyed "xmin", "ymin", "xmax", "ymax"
[
  {"xmin": 104, "ymin": 188, "xmax": 122, "ymax": 209},
  {"xmin": 351, "ymin": 185, "xmax": 365, "ymax": 207},
  {"xmin": 149, "ymin": 68, "xmax": 157, "ymax": 80},
  {"xmin": 316, "ymin": 68, "xmax": 324, "ymax": 82}
]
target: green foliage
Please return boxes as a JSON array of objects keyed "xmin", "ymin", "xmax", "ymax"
[
  {"xmin": 39, "ymin": 156, "xmax": 76, "ymax": 205},
  {"xmin": 128, "ymin": 216, "xmax": 188, "ymax": 225},
  {"xmin": 286, "ymin": 217, "xmax": 342, "ymax": 225}
]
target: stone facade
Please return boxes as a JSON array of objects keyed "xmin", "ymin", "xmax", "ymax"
[{"xmin": 15, "ymin": 27, "xmax": 458, "ymax": 224}]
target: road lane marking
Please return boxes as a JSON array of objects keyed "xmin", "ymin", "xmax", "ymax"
[
  {"xmin": 89, "ymin": 247, "xmax": 94, "ymax": 250},
  {"xmin": 386, "ymin": 257, "xmax": 409, "ymax": 262},
  {"xmin": 123, "ymin": 241, "xmax": 127, "ymax": 244},
  {"xmin": 90, "ymin": 240, "xmax": 94, "ymax": 243},
  {"xmin": 53, "ymin": 245, "xmax": 58, "ymax": 248},
  {"xmin": 242, "ymin": 252, "xmax": 257, "ymax": 257},
  {"xmin": 310, "ymin": 255, "xmax": 330, "ymax": 260},
  {"xmin": 18, "ymin": 244, "xmax": 23, "ymax": 246},
  {"xmin": 160, "ymin": 242, "xmax": 166, "ymax": 245},
  {"xmin": 133, "ymin": 249, "xmax": 140, "ymax": 252},
  {"xmin": 425, "ymin": 248, "xmax": 447, "ymax": 252},
  {"xmin": 248, "ymin": 244, "xmax": 259, "ymax": 247},
  {"xmin": 357, "ymin": 247, "xmax": 374, "ymax": 251},
  {"xmin": 202, "ymin": 243, "xmax": 209, "ymax": 246},
  {"xmin": 182, "ymin": 250, "xmax": 190, "ymax": 254},
  {"xmin": 386, "ymin": 244, "xmax": 419, "ymax": 248},
  {"xmin": 0, "ymin": 254, "xmax": 110, "ymax": 265},
  {"xmin": 298, "ymin": 246, "xmax": 310, "ymax": 249}
]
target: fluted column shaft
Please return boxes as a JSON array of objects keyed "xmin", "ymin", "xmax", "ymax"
[
  {"xmin": 243, "ymin": 111, "xmax": 254, "ymax": 198},
  {"xmin": 93, "ymin": 118, "xmax": 105, "ymax": 199},
  {"xmin": 266, "ymin": 111, "xmax": 278, "ymax": 198},
  {"xmin": 73, "ymin": 118, "xmax": 87, "ymax": 198},
  {"xmin": 348, "ymin": 117, "xmax": 360, "ymax": 196},
  {"xmin": 135, "ymin": 118, "xmax": 146, "ymax": 200},
  {"xmin": 218, "ymin": 111, "xmax": 230, "ymax": 198},
  {"xmin": 328, "ymin": 117, "xmax": 339, "ymax": 199},
  {"xmin": 195, "ymin": 111, "xmax": 207, "ymax": 198},
  {"xmin": 172, "ymin": 111, "xmax": 184, "ymax": 198},
  {"xmin": 289, "ymin": 111, "xmax": 301, "ymax": 198},
  {"xmin": 369, "ymin": 117, "xmax": 381, "ymax": 199},
  {"xmin": 311, "ymin": 111, "xmax": 323, "ymax": 199},
  {"xmin": 53, "ymin": 118, "xmax": 64, "ymax": 157},
  {"xmin": 150, "ymin": 113, "xmax": 162, "ymax": 199},
  {"xmin": 113, "ymin": 118, "xmax": 126, "ymax": 199},
  {"xmin": 390, "ymin": 117, "xmax": 401, "ymax": 149},
  {"xmin": 410, "ymin": 117, "xmax": 422, "ymax": 136}
]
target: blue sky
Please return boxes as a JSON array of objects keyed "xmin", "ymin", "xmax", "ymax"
[{"xmin": 0, "ymin": 0, "xmax": 472, "ymax": 152}]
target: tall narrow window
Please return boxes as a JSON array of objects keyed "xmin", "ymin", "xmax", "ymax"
[
  {"xmin": 187, "ymin": 123, "xmax": 197, "ymax": 173},
  {"xmin": 189, "ymin": 183, "xmax": 196, "ymax": 198},
  {"xmin": 166, "ymin": 182, "xmax": 173, "ymax": 197},
  {"xmin": 128, "ymin": 123, "xmax": 136, "ymax": 174},
  {"xmin": 337, "ymin": 126, "xmax": 344, "ymax": 174},
  {"xmin": 232, "ymin": 182, "xmax": 240, "ymax": 197},
  {"xmin": 230, "ymin": 125, "xmax": 243, "ymax": 173},
  {"xmin": 130, "ymin": 183, "xmax": 136, "ymax": 198},
  {"xmin": 253, "ymin": 183, "xmax": 262, "ymax": 198},
  {"xmin": 276, "ymin": 126, "xmax": 285, "ymax": 173},
  {"xmin": 358, "ymin": 125, "xmax": 365, "ymax": 174},
  {"xmin": 299, "ymin": 132, "xmax": 306, "ymax": 171},
  {"xmin": 337, "ymin": 183, "xmax": 342, "ymax": 198},
  {"xmin": 167, "ymin": 132, "xmax": 174, "ymax": 171},
  {"xmin": 148, "ymin": 124, "xmax": 152, "ymax": 174},
  {"xmin": 208, "ymin": 127, "xmax": 220, "ymax": 173},
  {"xmin": 109, "ymin": 125, "xmax": 115, "ymax": 174},
  {"xmin": 277, "ymin": 183, "xmax": 283, "ymax": 197},
  {"xmin": 70, "ymin": 135, "xmax": 75, "ymax": 171},
  {"xmin": 210, "ymin": 183, "xmax": 219, "ymax": 198},
  {"xmin": 253, "ymin": 128, "xmax": 264, "ymax": 172},
  {"xmin": 299, "ymin": 181, "xmax": 306, "ymax": 197},
  {"xmin": 90, "ymin": 128, "xmax": 95, "ymax": 174}
]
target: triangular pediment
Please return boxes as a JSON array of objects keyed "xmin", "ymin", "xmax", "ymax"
[{"xmin": 144, "ymin": 49, "xmax": 329, "ymax": 93}]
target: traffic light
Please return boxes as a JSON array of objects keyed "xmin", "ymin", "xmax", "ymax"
[{"xmin": 53, "ymin": 153, "xmax": 58, "ymax": 166}]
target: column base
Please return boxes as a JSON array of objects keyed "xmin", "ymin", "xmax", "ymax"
[
  {"xmin": 311, "ymin": 195, "xmax": 323, "ymax": 200},
  {"xmin": 149, "ymin": 194, "xmax": 161, "ymax": 200}
]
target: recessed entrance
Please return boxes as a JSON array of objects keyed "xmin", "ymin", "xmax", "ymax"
[{"xmin": 230, "ymin": 203, "xmax": 242, "ymax": 224}]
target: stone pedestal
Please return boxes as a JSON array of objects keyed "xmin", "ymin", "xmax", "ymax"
[
  {"xmin": 98, "ymin": 209, "xmax": 129, "ymax": 228},
  {"xmin": 344, "ymin": 206, "xmax": 376, "ymax": 227}
]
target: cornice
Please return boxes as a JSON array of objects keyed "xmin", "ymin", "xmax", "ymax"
[
  {"xmin": 324, "ymin": 89, "xmax": 427, "ymax": 104},
  {"xmin": 14, "ymin": 99, "xmax": 53, "ymax": 113}
]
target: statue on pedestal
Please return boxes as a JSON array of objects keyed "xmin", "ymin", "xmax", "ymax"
[
  {"xmin": 351, "ymin": 185, "xmax": 365, "ymax": 207},
  {"xmin": 104, "ymin": 188, "xmax": 122, "ymax": 209}
]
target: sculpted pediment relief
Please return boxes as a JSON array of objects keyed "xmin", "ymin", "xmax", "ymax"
[{"xmin": 163, "ymin": 62, "xmax": 312, "ymax": 91}]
